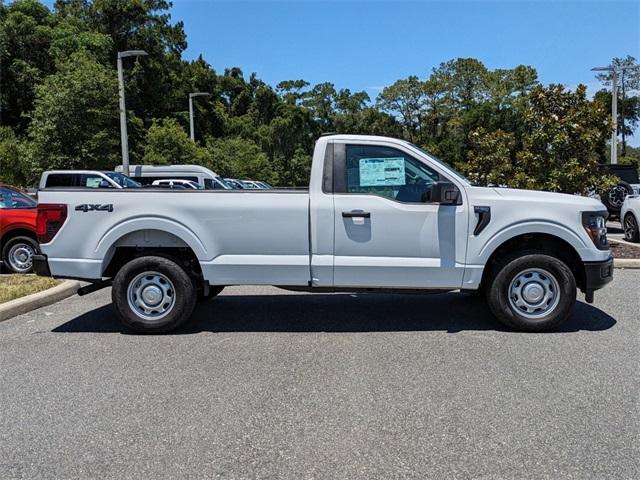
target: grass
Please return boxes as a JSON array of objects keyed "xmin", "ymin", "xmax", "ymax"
[{"xmin": 0, "ymin": 275, "xmax": 62, "ymax": 304}]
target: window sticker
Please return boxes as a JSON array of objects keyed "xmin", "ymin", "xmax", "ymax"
[
  {"xmin": 359, "ymin": 158, "xmax": 406, "ymax": 187},
  {"xmin": 85, "ymin": 177, "xmax": 102, "ymax": 188}
]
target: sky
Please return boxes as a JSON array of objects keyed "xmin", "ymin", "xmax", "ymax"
[
  {"xmin": 172, "ymin": 1, "xmax": 639, "ymax": 90},
  {"xmin": 171, "ymin": 0, "xmax": 640, "ymax": 142}
]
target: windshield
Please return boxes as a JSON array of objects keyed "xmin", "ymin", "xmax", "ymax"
[
  {"xmin": 406, "ymin": 142, "xmax": 472, "ymax": 185},
  {"xmin": 105, "ymin": 172, "xmax": 142, "ymax": 188}
]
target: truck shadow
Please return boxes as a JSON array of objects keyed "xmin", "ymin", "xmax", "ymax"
[{"xmin": 53, "ymin": 292, "xmax": 616, "ymax": 335}]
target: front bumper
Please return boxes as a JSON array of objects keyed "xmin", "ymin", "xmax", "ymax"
[
  {"xmin": 582, "ymin": 256, "xmax": 613, "ymax": 302},
  {"xmin": 32, "ymin": 254, "xmax": 51, "ymax": 277}
]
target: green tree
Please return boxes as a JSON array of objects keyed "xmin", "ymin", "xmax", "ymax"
[
  {"xmin": 376, "ymin": 75, "xmax": 426, "ymax": 141},
  {"xmin": 276, "ymin": 79, "xmax": 309, "ymax": 105},
  {"xmin": 27, "ymin": 50, "xmax": 119, "ymax": 181},
  {"xmin": 462, "ymin": 85, "xmax": 615, "ymax": 194},
  {"xmin": 141, "ymin": 117, "xmax": 201, "ymax": 165},
  {"xmin": 0, "ymin": 0, "xmax": 55, "ymax": 131},
  {"xmin": 203, "ymin": 136, "xmax": 276, "ymax": 184},
  {"xmin": 302, "ymin": 82, "xmax": 337, "ymax": 128},
  {"xmin": 459, "ymin": 128, "xmax": 515, "ymax": 186},
  {"xmin": 0, "ymin": 126, "xmax": 32, "ymax": 186}
]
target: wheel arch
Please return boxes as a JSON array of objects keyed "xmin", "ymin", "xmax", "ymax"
[
  {"xmin": 480, "ymin": 232, "xmax": 586, "ymax": 292},
  {"xmin": 1, "ymin": 227, "xmax": 37, "ymax": 247},
  {"xmin": 98, "ymin": 223, "xmax": 207, "ymax": 280}
]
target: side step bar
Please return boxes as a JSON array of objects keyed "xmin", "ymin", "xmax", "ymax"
[{"xmin": 77, "ymin": 280, "xmax": 112, "ymax": 296}]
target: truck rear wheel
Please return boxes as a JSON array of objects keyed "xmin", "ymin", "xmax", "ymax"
[
  {"xmin": 485, "ymin": 253, "xmax": 576, "ymax": 332},
  {"xmin": 112, "ymin": 256, "xmax": 197, "ymax": 334}
]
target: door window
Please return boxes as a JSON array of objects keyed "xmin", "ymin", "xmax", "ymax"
[
  {"xmin": 0, "ymin": 187, "xmax": 36, "ymax": 209},
  {"xmin": 343, "ymin": 145, "xmax": 440, "ymax": 203}
]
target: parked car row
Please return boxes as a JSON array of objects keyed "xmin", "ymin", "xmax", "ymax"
[
  {"xmin": 1, "ymin": 165, "xmax": 277, "ymax": 273},
  {"xmin": 224, "ymin": 178, "xmax": 272, "ymax": 189}
]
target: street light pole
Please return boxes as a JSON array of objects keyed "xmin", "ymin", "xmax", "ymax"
[
  {"xmin": 117, "ymin": 50, "xmax": 148, "ymax": 176},
  {"xmin": 592, "ymin": 65, "xmax": 620, "ymax": 164},
  {"xmin": 592, "ymin": 64, "xmax": 640, "ymax": 165},
  {"xmin": 188, "ymin": 92, "xmax": 211, "ymax": 142},
  {"xmin": 611, "ymin": 70, "xmax": 618, "ymax": 164}
]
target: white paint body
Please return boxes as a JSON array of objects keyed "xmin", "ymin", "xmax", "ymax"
[
  {"xmin": 621, "ymin": 195, "xmax": 640, "ymax": 240},
  {"xmin": 37, "ymin": 135, "xmax": 610, "ymax": 290}
]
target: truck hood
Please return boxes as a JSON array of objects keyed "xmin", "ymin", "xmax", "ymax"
[{"xmin": 490, "ymin": 187, "xmax": 606, "ymax": 211}]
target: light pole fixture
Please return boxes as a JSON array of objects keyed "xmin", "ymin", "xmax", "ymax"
[
  {"xmin": 117, "ymin": 50, "xmax": 148, "ymax": 176},
  {"xmin": 592, "ymin": 64, "xmax": 640, "ymax": 165},
  {"xmin": 188, "ymin": 92, "xmax": 212, "ymax": 141}
]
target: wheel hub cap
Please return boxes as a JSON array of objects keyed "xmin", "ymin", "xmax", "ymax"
[
  {"xmin": 9, "ymin": 243, "xmax": 34, "ymax": 272},
  {"xmin": 508, "ymin": 268, "xmax": 561, "ymax": 319},
  {"xmin": 522, "ymin": 283, "xmax": 544, "ymax": 303},
  {"xmin": 141, "ymin": 285, "xmax": 163, "ymax": 306},
  {"xmin": 127, "ymin": 272, "xmax": 176, "ymax": 321}
]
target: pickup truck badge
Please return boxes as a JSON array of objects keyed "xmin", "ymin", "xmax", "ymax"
[{"xmin": 75, "ymin": 204, "xmax": 114, "ymax": 213}]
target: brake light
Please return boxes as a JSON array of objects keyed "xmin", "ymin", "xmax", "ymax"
[{"xmin": 36, "ymin": 204, "xmax": 67, "ymax": 244}]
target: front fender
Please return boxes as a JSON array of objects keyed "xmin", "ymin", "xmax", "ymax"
[{"xmin": 477, "ymin": 220, "xmax": 594, "ymax": 263}]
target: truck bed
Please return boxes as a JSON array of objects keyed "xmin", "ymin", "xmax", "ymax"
[{"xmin": 37, "ymin": 189, "xmax": 312, "ymax": 285}]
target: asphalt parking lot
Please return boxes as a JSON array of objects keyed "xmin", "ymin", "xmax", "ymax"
[{"xmin": 1, "ymin": 272, "xmax": 639, "ymax": 479}]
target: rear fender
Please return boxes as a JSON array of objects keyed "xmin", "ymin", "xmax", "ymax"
[{"xmin": 94, "ymin": 217, "xmax": 209, "ymax": 267}]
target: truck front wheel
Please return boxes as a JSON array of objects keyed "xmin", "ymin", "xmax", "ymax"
[
  {"xmin": 486, "ymin": 253, "xmax": 576, "ymax": 332},
  {"xmin": 112, "ymin": 256, "xmax": 197, "ymax": 334}
]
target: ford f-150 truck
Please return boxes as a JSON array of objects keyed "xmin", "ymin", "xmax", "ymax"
[{"xmin": 33, "ymin": 135, "xmax": 613, "ymax": 333}]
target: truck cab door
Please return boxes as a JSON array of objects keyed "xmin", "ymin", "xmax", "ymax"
[{"xmin": 331, "ymin": 142, "xmax": 468, "ymax": 289}]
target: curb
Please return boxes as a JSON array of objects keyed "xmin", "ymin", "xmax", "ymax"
[
  {"xmin": 614, "ymin": 258, "xmax": 640, "ymax": 269},
  {"xmin": 0, "ymin": 280, "xmax": 80, "ymax": 322},
  {"xmin": 609, "ymin": 237, "xmax": 640, "ymax": 249}
]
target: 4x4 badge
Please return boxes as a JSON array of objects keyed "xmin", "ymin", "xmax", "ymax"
[{"xmin": 75, "ymin": 204, "xmax": 113, "ymax": 212}]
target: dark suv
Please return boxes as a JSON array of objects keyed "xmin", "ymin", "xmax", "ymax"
[{"xmin": 600, "ymin": 163, "xmax": 640, "ymax": 218}]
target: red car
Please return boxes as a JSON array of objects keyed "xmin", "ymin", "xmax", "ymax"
[{"xmin": 0, "ymin": 184, "xmax": 39, "ymax": 273}]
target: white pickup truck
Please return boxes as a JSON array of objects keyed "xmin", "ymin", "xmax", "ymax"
[{"xmin": 34, "ymin": 135, "xmax": 613, "ymax": 333}]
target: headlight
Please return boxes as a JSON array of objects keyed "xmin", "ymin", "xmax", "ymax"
[{"xmin": 582, "ymin": 211, "xmax": 609, "ymax": 250}]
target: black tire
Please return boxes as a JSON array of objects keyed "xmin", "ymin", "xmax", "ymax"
[
  {"xmin": 197, "ymin": 285, "xmax": 225, "ymax": 301},
  {"xmin": 602, "ymin": 181, "xmax": 633, "ymax": 216},
  {"xmin": 2, "ymin": 235, "xmax": 39, "ymax": 274},
  {"xmin": 111, "ymin": 256, "xmax": 197, "ymax": 334},
  {"xmin": 485, "ymin": 253, "xmax": 576, "ymax": 332},
  {"xmin": 623, "ymin": 213, "xmax": 640, "ymax": 242}
]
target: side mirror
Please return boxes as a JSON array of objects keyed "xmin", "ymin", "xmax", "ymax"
[{"xmin": 428, "ymin": 180, "xmax": 461, "ymax": 205}]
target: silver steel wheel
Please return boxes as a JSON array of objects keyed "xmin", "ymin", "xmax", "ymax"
[
  {"xmin": 7, "ymin": 242, "xmax": 35, "ymax": 273},
  {"xmin": 127, "ymin": 271, "xmax": 176, "ymax": 321},
  {"xmin": 624, "ymin": 214, "xmax": 638, "ymax": 241},
  {"xmin": 508, "ymin": 268, "xmax": 561, "ymax": 319}
]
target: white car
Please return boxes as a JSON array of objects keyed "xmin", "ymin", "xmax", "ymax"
[
  {"xmin": 34, "ymin": 134, "xmax": 612, "ymax": 334},
  {"xmin": 621, "ymin": 195, "xmax": 640, "ymax": 242},
  {"xmin": 151, "ymin": 179, "xmax": 204, "ymax": 190}
]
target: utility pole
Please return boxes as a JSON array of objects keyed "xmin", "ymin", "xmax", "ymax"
[
  {"xmin": 117, "ymin": 50, "xmax": 148, "ymax": 176},
  {"xmin": 592, "ymin": 63, "xmax": 640, "ymax": 164},
  {"xmin": 188, "ymin": 92, "xmax": 211, "ymax": 141},
  {"xmin": 592, "ymin": 65, "xmax": 619, "ymax": 164}
]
